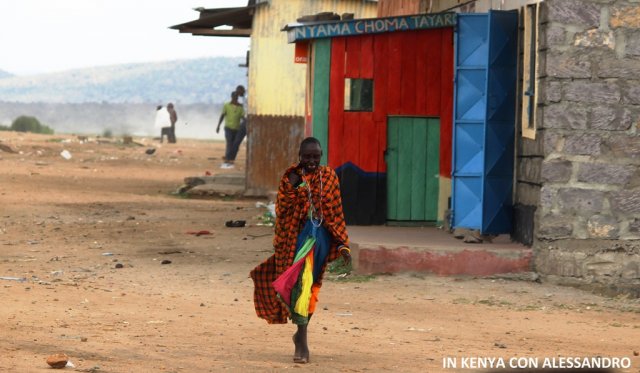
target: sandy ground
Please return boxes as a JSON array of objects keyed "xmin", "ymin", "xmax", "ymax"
[{"xmin": 0, "ymin": 132, "xmax": 639, "ymax": 373}]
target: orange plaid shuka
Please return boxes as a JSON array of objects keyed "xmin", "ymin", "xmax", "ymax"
[{"xmin": 250, "ymin": 164, "xmax": 349, "ymax": 324}]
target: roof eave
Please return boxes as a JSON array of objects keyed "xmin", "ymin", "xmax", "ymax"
[{"xmin": 177, "ymin": 28, "xmax": 252, "ymax": 37}]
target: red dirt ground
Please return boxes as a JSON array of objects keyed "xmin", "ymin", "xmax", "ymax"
[{"xmin": 0, "ymin": 132, "xmax": 638, "ymax": 373}]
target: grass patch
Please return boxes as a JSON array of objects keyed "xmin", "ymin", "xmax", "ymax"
[
  {"xmin": 330, "ymin": 274, "xmax": 376, "ymax": 283},
  {"xmin": 553, "ymin": 303, "xmax": 574, "ymax": 310},
  {"xmin": 477, "ymin": 298, "xmax": 495, "ymax": 306},
  {"xmin": 517, "ymin": 304, "xmax": 540, "ymax": 311},
  {"xmin": 256, "ymin": 211, "xmax": 275, "ymax": 226},
  {"xmin": 580, "ymin": 302, "xmax": 598, "ymax": 307},
  {"xmin": 328, "ymin": 257, "xmax": 352, "ymax": 275},
  {"xmin": 326, "ymin": 257, "xmax": 375, "ymax": 283},
  {"xmin": 474, "ymin": 297, "xmax": 513, "ymax": 307},
  {"xmin": 452, "ymin": 297, "xmax": 470, "ymax": 304},
  {"xmin": 169, "ymin": 188, "xmax": 191, "ymax": 199}
]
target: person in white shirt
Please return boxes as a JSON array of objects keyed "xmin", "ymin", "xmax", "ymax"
[{"xmin": 154, "ymin": 105, "xmax": 171, "ymax": 143}]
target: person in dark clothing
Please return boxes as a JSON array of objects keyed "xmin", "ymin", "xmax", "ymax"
[
  {"xmin": 250, "ymin": 137, "xmax": 351, "ymax": 364},
  {"xmin": 162, "ymin": 102, "xmax": 178, "ymax": 144}
]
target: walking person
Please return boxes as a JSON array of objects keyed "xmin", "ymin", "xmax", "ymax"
[
  {"xmin": 216, "ymin": 92, "xmax": 244, "ymax": 169},
  {"xmin": 156, "ymin": 103, "xmax": 178, "ymax": 144},
  {"xmin": 154, "ymin": 105, "xmax": 169, "ymax": 143},
  {"xmin": 250, "ymin": 137, "xmax": 352, "ymax": 364},
  {"xmin": 233, "ymin": 85, "xmax": 248, "ymax": 154},
  {"xmin": 166, "ymin": 102, "xmax": 178, "ymax": 143}
]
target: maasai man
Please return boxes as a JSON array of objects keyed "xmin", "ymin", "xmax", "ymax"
[{"xmin": 250, "ymin": 137, "xmax": 351, "ymax": 364}]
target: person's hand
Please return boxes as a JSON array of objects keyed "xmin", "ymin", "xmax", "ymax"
[
  {"xmin": 340, "ymin": 247, "xmax": 352, "ymax": 266},
  {"xmin": 288, "ymin": 171, "xmax": 301, "ymax": 186},
  {"xmin": 216, "ymin": 126, "xmax": 220, "ymax": 134}
]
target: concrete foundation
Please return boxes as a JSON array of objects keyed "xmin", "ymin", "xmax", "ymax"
[{"xmin": 349, "ymin": 226, "xmax": 532, "ymax": 276}]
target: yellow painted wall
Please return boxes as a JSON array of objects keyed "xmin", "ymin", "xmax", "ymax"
[{"xmin": 249, "ymin": 0, "xmax": 377, "ymax": 116}]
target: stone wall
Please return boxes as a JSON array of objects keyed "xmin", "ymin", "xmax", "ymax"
[{"xmin": 532, "ymin": 0, "xmax": 640, "ymax": 294}]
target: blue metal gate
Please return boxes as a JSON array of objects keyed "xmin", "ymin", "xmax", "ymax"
[{"xmin": 451, "ymin": 11, "xmax": 518, "ymax": 234}]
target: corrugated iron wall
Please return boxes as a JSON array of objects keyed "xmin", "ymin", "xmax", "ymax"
[
  {"xmin": 249, "ymin": 0, "xmax": 377, "ymax": 117},
  {"xmin": 377, "ymin": 0, "xmax": 428, "ymax": 16},
  {"xmin": 245, "ymin": 114, "xmax": 306, "ymax": 195},
  {"xmin": 429, "ymin": 0, "xmax": 541, "ymax": 13},
  {"xmin": 377, "ymin": 0, "xmax": 542, "ymax": 15}
]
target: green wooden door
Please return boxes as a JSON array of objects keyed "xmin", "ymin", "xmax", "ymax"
[{"xmin": 387, "ymin": 117, "xmax": 440, "ymax": 221}]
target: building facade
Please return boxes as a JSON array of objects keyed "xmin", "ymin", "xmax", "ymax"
[
  {"xmin": 173, "ymin": 0, "xmax": 377, "ymax": 195},
  {"xmin": 291, "ymin": 0, "xmax": 640, "ymax": 295}
]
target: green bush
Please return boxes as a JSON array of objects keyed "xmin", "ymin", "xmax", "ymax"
[
  {"xmin": 102, "ymin": 129, "xmax": 113, "ymax": 138},
  {"xmin": 0, "ymin": 124, "xmax": 10, "ymax": 131},
  {"xmin": 11, "ymin": 116, "xmax": 54, "ymax": 134}
]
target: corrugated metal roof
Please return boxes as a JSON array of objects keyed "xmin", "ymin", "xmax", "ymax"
[{"xmin": 170, "ymin": 6, "xmax": 257, "ymax": 36}]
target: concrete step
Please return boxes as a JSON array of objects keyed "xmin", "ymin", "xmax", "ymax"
[
  {"xmin": 349, "ymin": 226, "xmax": 532, "ymax": 276},
  {"xmin": 185, "ymin": 183, "xmax": 245, "ymax": 198},
  {"xmin": 181, "ymin": 172, "xmax": 246, "ymax": 198}
]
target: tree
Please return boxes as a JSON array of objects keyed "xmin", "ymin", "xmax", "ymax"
[{"xmin": 11, "ymin": 116, "xmax": 54, "ymax": 134}]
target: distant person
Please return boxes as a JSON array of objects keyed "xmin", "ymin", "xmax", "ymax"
[
  {"xmin": 234, "ymin": 85, "xmax": 248, "ymax": 154},
  {"xmin": 164, "ymin": 102, "xmax": 178, "ymax": 144},
  {"xmin": 216, "ymin": 91, "xmax": 244, "ymax": 169},
  {"xmin": 154, "ymin": 105, "xmax": 170, "ymax": 142}
]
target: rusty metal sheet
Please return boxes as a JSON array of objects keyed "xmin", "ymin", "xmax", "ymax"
[{"xmin": 245, "ymin": 114, "xmax": 305, "ymax": 195}]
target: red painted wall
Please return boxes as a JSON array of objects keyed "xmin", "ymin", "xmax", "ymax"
[{"xmin": 327, "ymin": 28, "xmax": 454, "ymax": 177}]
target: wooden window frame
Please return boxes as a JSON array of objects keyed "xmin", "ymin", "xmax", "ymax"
[
  {"xmin": 344, "ymin": 78, "xmax": 374, "ymax": 112},
  {"xmin": 521, "ymin": 3, "xmax": 539, "ymax": 140}
]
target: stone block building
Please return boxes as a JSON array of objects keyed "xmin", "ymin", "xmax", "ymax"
[
  {"xmin": 518, "ymin": 0, "xmax": 640, "ymax": 295},
  {"xmin": 332, "ymin": 0, "xmax": 640, "ymax": 294}
]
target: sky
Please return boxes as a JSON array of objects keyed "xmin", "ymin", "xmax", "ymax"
[{"xmin": 0, "ymin": 0, "xmax": 250, "ymax": 76}]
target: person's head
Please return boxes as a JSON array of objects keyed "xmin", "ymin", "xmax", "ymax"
[
  {"xmin": 298, "ymin": 137, "xmax": 322, "ymax": 173},
  {"xmin": 167, "ymin": 103, "xmax": 174, "ymax": 109},
  {"xmin": 231, "ymin": 91, "xmax": 238, "ymax": 103},
  {"xmin": 156, "ymin": 105, "xmax": 162, "ymax": 110},
  {"xmin": 235, "ymin": 85, "xmax": 246, "ymax": 97}
]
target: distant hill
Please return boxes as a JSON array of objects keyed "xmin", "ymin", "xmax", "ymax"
[
  {"xmin": 0, "ymin": 69, "xmax": 13, "ymax": 79},
  {"xmin": 0, "ymin": 57, "xmax": 247, "ymax": 104},
  {"xmin": 0, "ymin": 101, "xmax": 225, "ymax": 140}
]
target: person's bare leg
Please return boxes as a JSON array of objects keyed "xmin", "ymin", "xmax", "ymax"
[
  {"xmin": 293, "ymin": 324, "xmax": 309, "ymax": 363},
  {"xmin": 293, "ymin": 329, "xmax": 301, "ymax": 361}
]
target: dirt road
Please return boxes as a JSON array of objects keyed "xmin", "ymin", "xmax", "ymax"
[{"xmin": 0, "ymin": 132, "xmax": 638, "ymax": 373}]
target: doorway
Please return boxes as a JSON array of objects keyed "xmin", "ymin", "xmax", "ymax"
[{"xmin": 386, "ymin": 116, "xmax": 440, "ymax": 222}]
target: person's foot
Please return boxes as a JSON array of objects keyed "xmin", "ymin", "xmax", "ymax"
[
  {"xmin": 294, "ymin": 349, "xmax": 309, "ymax": 364},
  {"xmin": 293, "ymin": 329, "xmax": 309, "ymax": 364},
  {"xmin": 292, "ymin": 332, "xmax": 302, "ymax": 362},
  {"xmin": 220, "ymin": 163, "xmax": 235, "ymax": 169}
]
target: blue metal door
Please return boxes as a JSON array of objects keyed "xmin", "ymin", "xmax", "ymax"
[{"xmin": 451, "ymin": 11, "xmax": 518, "ymax": 234}]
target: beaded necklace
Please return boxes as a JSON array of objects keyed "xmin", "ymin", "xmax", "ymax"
[{"xmin": 302, "ymin": 168, "xmax": 323, "ymax": 227}]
